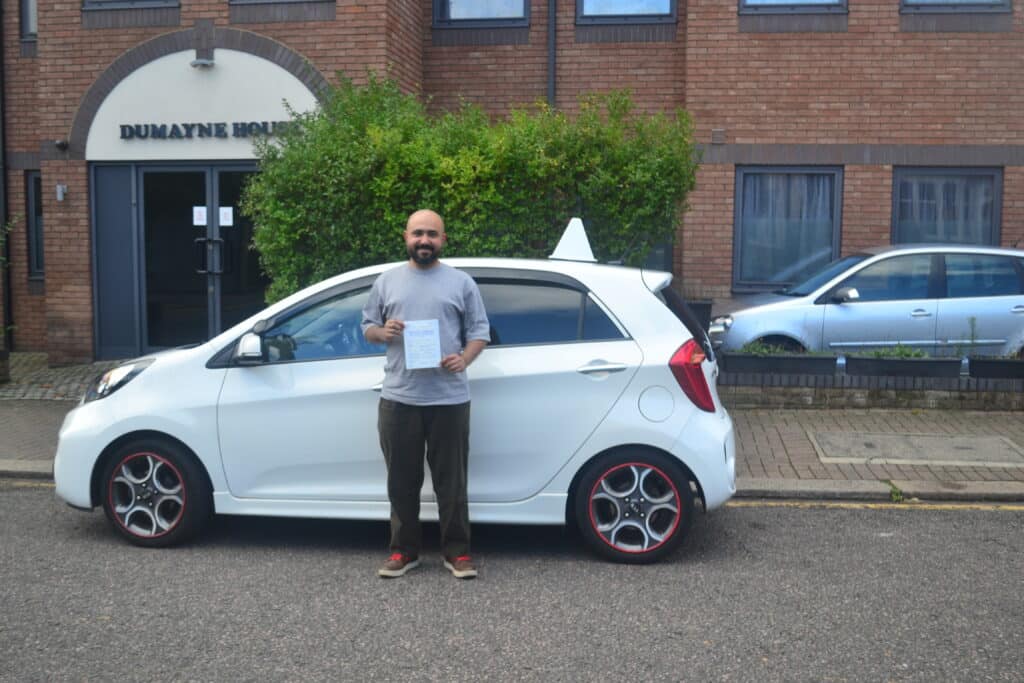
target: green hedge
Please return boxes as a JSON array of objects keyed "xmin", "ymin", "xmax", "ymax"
[{"xmin": 243, "ymin": 75, "xmax": 699, "ymax": 302}]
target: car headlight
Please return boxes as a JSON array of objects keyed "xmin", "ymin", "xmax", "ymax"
[
  {"xmin": 708, "ymin": 315, "xmax": 733, "ymax": 334},
  {"xmin": 83, "ymin": 358, "xmax": 155, "ymax": 403}
]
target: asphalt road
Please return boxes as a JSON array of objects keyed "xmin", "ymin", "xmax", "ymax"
[{"xmin": 2, "ymin": 481, "xmax": 1022, "ymax": 682}]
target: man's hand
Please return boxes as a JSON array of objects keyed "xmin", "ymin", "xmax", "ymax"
[
  {"xmin": 441, "ymin": 353, "xmax": 466, "ymax": 373},
  {"xmin": 365, "ymin": 319, "xmax": 404, "ymax": 344},
  {"xmin": 442, "ymin": 339, "xmax": 487, "ymax": 373}
]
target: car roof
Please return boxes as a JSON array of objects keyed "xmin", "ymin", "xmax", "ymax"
[{"xmin": 857, "ymin": 243, "xmax": 1024, "ymax": 258}]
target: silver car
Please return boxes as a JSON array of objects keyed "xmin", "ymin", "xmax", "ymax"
[{"xmin": 709, "ymin": 244, "xmax": 1024, "ymax": 358}]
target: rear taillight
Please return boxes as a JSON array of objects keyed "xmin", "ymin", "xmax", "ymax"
[{"xmin": 670, "ymin": 339, "xmax": 715, "ymax": 413}]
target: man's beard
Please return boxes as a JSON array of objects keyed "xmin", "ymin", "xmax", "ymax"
[{"xmin": 408, "ymin": 244, "xmax": 440, "ymax": 265}]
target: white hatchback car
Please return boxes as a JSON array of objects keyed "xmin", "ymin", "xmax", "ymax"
[{"xmin": 55, "ymin": 228, "xmax": 735, "ymax": 564}]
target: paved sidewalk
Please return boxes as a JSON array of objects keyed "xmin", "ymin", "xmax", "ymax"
[{"xmin": 2, "ymin": 353, "xmax": 1023, "ymax": 502}]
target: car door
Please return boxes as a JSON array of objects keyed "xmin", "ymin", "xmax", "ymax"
[
  {"xmin": 217, "ymin": 281, "xmax": 390, "ymax": 500},
  {"xmin": 935, "ymin": 253, "xmax": 1024, "ymax": 357},
  {"xmin": 821, "ymin": 253, "xmax": 939, "ymax": 354},
  {"xmin": 464, "ymin": 273, "xmax": 643, "ymax": 502}
]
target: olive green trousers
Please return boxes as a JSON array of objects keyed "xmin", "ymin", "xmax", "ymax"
[{"xmin": 377, "ymin": 398, "xmax": 471, "ymax": 559}]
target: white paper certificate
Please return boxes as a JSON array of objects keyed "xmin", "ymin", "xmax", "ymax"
[{"xmin": 403, "ymin": 319, "xmax": 442, "ymax": 369}]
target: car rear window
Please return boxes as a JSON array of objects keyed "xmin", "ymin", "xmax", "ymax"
[
  {"xmin": 945, "ymin": 254, "xmax": 1023, "ymax": 298},
  {"xmin": 477, "ymin": 281, "xmax": 626, "ymax": 347}
]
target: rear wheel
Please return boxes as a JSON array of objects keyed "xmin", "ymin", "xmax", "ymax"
[
  {"xmin": 100, "ymin": 439, "xmax": 212, "ymax": 547},
  {"xmin": 758, "ymin": 335, "xmax": 806, "ymax": 353},
  {"xmin": 574, "ymin": 450, "xmax": 694, "ymax": 564}
]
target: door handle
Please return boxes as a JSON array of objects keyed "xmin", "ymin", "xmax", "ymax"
[
  {"xmin": 207, "ymin": 237, "xmax": 224, "ymax": 275},
  {"xmin": 910, "ymin": 309, "xmax": 932, "ymax": 318},
  {"xmin": 577, "ymin": 361, "xmax": 628, "ymax": 375},
  {"xmin": 372, "ymin": 382, "xmax": 383, "ymax": 392},
  {"xmin": 1012, "ymin": 306, "xmax": 1024, "ymax": 314},
  {"xmin": 194, "ymin": 237, "xmax": 208, "ymax": 274}
]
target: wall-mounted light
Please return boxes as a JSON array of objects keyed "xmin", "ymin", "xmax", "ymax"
[
  {"xmin": 190, "ymin": 57, "xmax": 215, "ymax": 69},
  {"xmin": 56, "ymin": 184, "xmax": 68, "ymax": 202},
  {"xmin": 54, "ymin": 139, "xmax": 69, "ymax": 151}
]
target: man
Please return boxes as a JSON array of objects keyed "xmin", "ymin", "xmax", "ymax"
[{"xmin": 361, "ymin": 209, "xmax": 490, "ymax": 580}]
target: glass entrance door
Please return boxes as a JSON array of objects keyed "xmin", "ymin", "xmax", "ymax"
[
  {"xmin": 141, "ymin": 166, "xmax": 267, "ymax": 351},
  {"xmin": 217, "ymin": 170, "xmax": 268, "ymax": 330},
  {"xmin": 142, "ymin": 170, "xmax": 209, "ymax": 348}
]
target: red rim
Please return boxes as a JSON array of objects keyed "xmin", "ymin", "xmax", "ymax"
[
  {"xmin": 107, "ymin": 451, "xmax": 187, "ymax": 539},
  {"xmin": 587, "ymin": 461, "xmax": 681, "ymax": 554}
]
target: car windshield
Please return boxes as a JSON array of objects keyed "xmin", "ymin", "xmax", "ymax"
[{"xmin": 779, "ymin": 254, "xmax": 870, "ymax": 297}]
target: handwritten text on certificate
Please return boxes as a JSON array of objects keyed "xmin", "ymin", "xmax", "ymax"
[{"xmin": 403, "ymin": 319, "xmax": 442, "ymax": 369}]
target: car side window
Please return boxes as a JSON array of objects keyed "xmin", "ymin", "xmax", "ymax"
[
  {"xmin": 945, "ymin": 254, "xmax": 1022, "ymax": 298},
  {"xmin": 582, "ymin": 295, "xmax": 623, "ymax": 341},
  {"xmin": 839, "ymin": 254, "xmax": 932, "ymax": 302},
  {"xmin": 262, "ymin": 287, "xmax": 385, "ymax": 362},
  {"xmin": 478, "ymin": 282, "xmax": 625, "ymax": 346}
]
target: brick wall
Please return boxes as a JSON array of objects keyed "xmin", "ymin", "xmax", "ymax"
[
  {"xmin": 685, "ymin": 0, "xmax": 1024, "ymax": 146},
  {"xmin": 837, "ymin": 165, "xmax": 891, "ymax": 254},
  {"xmin": 40, "ymin": 161, "xmax": 91, "ymax": 365},
  {"xmin": 2, "ymin": 173, "xmax": 47, "ymax": 350},
  {"xmin": 1003, "ymin": 167, "xmax": 1024, "ymax": 249},
  {"xmin": 421, "ymin": 1, "xmax": 685, "ymax": 116},
  {"xmin": 679, "ymin": 163, "xmax": 733, "ymax": 300},
  {"xmin": 387, "ymin": 0, "xmax": 423, "ymax": 93}
]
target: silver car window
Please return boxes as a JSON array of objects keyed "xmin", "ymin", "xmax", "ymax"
[
  {"xmin": 839, "ymin": 254, "xmax": 932, "ymax": 302},
  {"xmin": 945, "ymin": 254, "xmax": 1022, "ymax": 298},
  {"xmin": 263, "ymin": 287, "xmax": 386, "ymax": 362}
]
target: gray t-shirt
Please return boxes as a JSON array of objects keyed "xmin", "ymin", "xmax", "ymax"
[{"xmin": 361, "ymin": 262, "xmax": 490, "ymax": 406}]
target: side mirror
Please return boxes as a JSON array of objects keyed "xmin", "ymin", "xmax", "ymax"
[
  {"xmin": 234, "ymin": 332, "xmax": 264, "ymax": 365},
  {"xmin": 832, "ymin": 286, "xmax": 860, "ymax": 303}
]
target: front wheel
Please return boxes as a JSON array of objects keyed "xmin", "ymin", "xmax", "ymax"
[
  {"xmin": 100, "ymin": 439, "xmax": 212, "ymax": 547},
  {"xmin": 574, "ymin": 450, "xmax": 695, "ymax": 564}
]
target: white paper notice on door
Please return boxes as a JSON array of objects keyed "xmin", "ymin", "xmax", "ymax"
[
  {"xmin": 193, "ymin": 206, "xmax": 207, "ymax": 226},
  {"xmin": 219, "ymin": 207, "xmax": 234, "ymax": 226},
  {"xmin": 403, "ymin": 319, "xmax": 441, "ymax": 370}
]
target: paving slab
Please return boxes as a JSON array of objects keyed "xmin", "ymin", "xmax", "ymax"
[{"xmin": 810, "ymin": 431, "xmax": 1024, "ymax": 468}]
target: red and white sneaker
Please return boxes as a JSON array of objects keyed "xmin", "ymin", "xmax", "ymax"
[
  {"xmin": 443, "ymin": 555, "xmax": 478, "ymax": 579},
  {"xmin": 378, "ymin": 553, "xmax": 420, "ymax": 578}
]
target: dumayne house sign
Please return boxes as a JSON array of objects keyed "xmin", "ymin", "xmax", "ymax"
[{"xmin": 119, "ymin": 121, "xmax": 291, "ymax": 140}]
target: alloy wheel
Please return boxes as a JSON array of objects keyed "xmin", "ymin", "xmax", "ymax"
[
  {"xmin": 108, "ymin": 452, "xmax": 186, "ymax": 538},
  {"xmin": 588, "ymin": 462, "xmax": 681, "ymax": 553}
]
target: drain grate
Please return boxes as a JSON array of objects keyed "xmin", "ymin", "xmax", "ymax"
[{"xmin": 809, "ymin": 431, "xmax": 1024, "ymax": 468}]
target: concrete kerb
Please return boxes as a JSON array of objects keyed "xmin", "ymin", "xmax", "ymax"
[{"xmin": 735, "ymin": 477, "xmax": 1024, "ymax": 503}]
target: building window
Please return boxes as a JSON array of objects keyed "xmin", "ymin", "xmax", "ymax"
[
  {"xmin": 26, "ymin": 172, "xmax": 43, "ymax": 279},
  {"xmin": 901, "ymin": 0, "xmax": 1010, "ymax": 12},
  {"xmin": 577, "ymin": 0, "xmax": 675, "ymax": 23},
  {"xmin": 892, "ymin": 168, "xmax": 1001, "ymax": 246},
  {"xmin": 82, "ymin": 0, "xmax": 178, "ymax": 9},
  {"xmin": 433, "ymin": 0, "xmax": 529, "ymax": 27},
  {"xmin": 21, "ymin": 0, "xmax": 37, "ymax": 39},
  {"xmin": 733, "ymin": 167, "xmax": 842, "ymax": 291},
  {"xmin": 740, "ymin": 0, "xmax": 846, "ymax": 14}
]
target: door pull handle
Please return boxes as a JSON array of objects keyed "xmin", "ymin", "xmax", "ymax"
[
  {"xmin": 194, "ymin": 237, "xmax": 208, "ymax": 274},
  {"xmin": 1012, "ymin": 306, "xmax": 1024, "ymax": 314},
  {"xmin": 371, "ymin": 383, "xmax": 383, "ymax": 392},
  {"xmin": 577, "ymin": 362, "xmax": 628, "ymax": 375},
  {"xmin": 910, "ymin": 310, "xmax": 932, "ymax": 318}
]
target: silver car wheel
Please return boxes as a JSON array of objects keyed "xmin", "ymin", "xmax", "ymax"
[
  {"xmin": 109, "ymin": 453, "xmax": 186, "ymax": 538},
  {"xmin": 588, "ymin": 463, "xmax": 680, "ymax": 553}
]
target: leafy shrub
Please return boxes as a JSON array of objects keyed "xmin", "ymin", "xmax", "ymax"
[
  {"xmin": 242, "ymin": 74, "xmax": 699, "ymax": 302},
  {"xmin": 863, "ymin": 345, "xmax": 928, "ymax": 359}
]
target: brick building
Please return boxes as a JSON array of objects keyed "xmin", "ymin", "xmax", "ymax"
[{"xmin": 1, "ymin": 0, "xmax": 1020, "ymax": 363}]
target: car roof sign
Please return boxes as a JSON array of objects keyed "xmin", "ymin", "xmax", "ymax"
[{"xmin": 549, "ymin": 217, "xmax": 597, "ymax": 263}]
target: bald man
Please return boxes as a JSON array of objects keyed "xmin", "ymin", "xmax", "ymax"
[{"xmin": 361, "ymin": 209, "xmax": 490, "ymax": 579}]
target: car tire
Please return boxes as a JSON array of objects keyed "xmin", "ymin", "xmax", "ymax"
[
  {"xmin": 100, "ymin": 439, "xmax": 212, "ymax": 548},
  {"xmin": 574, "ymin": 449, "xmax": 694, "ymax": 564}
]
